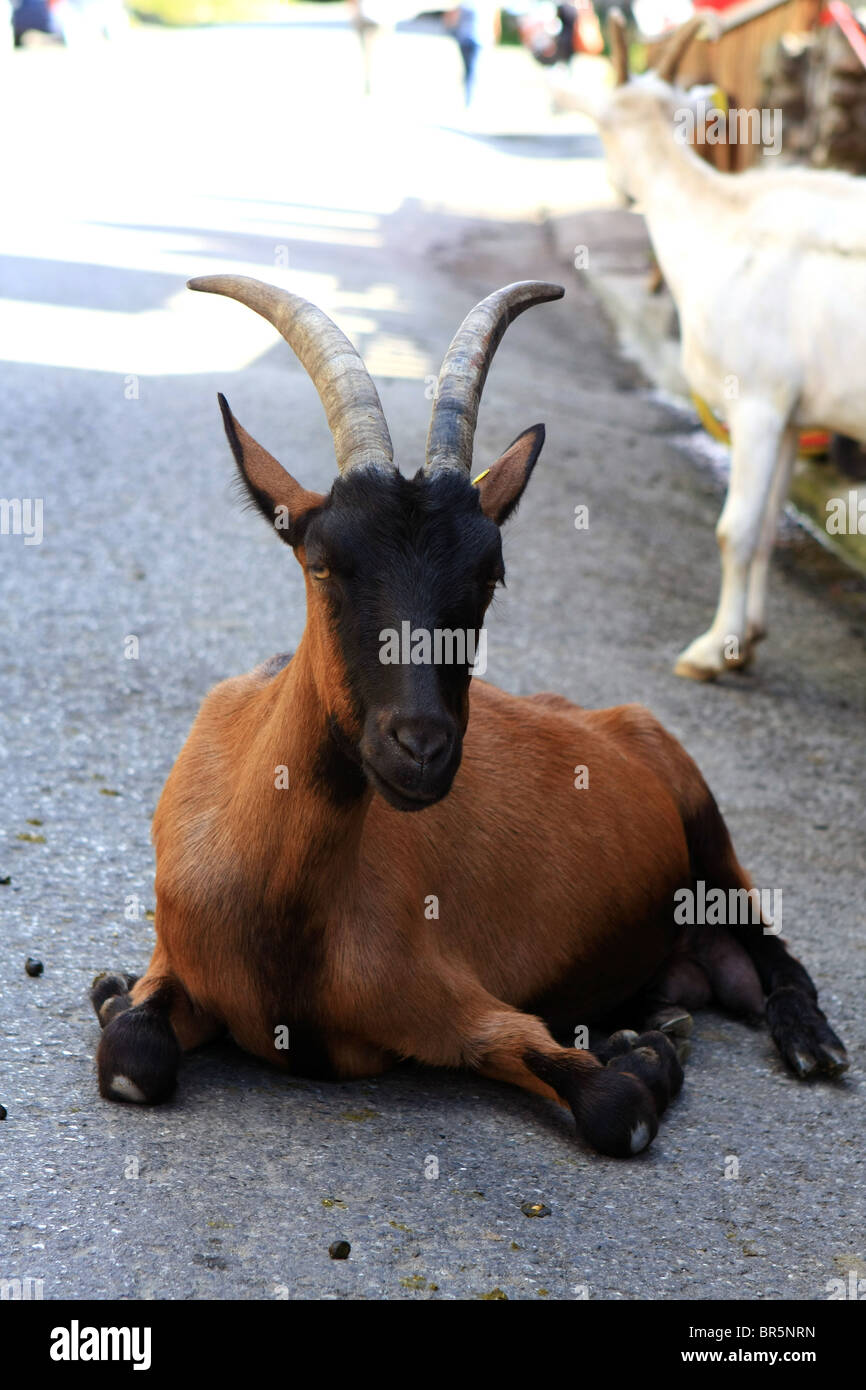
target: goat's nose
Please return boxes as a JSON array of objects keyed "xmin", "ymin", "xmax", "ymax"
[{"xmin": 390, "ymin": 719, "xmax": 450, "ymax": 767}]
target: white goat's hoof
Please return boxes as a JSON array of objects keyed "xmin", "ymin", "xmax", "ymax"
[
  {"xmin": 674, "ymin": 632, "xmax": 730, "ymax": 681},
  {"xmin": 723, "ymin": 645, "xmax": 752, "ymax": 671},
  {"xmin": 674, "ymin": 655, "xmax": 720, "ymax": 682}
]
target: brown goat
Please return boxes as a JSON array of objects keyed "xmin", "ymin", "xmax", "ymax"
[{"xmin": 91, "ymin": 276, "xmax": 847, "ymax": 1157}]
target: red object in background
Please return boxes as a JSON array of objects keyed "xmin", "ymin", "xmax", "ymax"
[{"xmin": 826, "ymin": 0, "xmax": 866, "ymax": 67}]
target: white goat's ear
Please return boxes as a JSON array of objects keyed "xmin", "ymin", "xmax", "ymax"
[
  {"xmin": 551, "ymin": 80, "xmax": 604, "ymax": 123},
  {"xmin": 475, "ymin": 425, "xmax": 545, "ymax": 526}
]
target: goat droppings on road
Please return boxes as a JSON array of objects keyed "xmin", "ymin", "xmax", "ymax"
[
  {"xmin": 329, "ymin": 1241, "xmax": 351, "ymax": 1260},
  {"xmin": 520, "ymin": 1202, "xmax": 551, "ymax": 1218}
]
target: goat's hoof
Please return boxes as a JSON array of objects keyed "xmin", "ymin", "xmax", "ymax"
[
  {"xmin": 766, "ymin": 987, "xmax": 849, "ymax": 1080},
  {"xmin": 724, "ymin": 648, "xmax": 752, "ymax": 671},
  {"xmin": 97, "ymin": 1007, "xmax": 180, "ymax": 1104},
  {"xmin": 673, "ymin": 656, "xmax": 719, "ymax": 682},
  {"xmin": 606, "ymin": 1030, "xmax": 684, "ymax": 1113},
  {"xmin": 647, "ymin": 1005, "xmax": 693, "ymax": 1039},
  {"xmin": 90, "ymin": 971, "xmax": 138, "ymax": 1026},
  {"xmin": 573, "ymin": 1068, "xmax": 659, "ymax": 1158},
  {"xmin": 648, "ymin": 1007, "xmax": 693, "ymax": 1062}
]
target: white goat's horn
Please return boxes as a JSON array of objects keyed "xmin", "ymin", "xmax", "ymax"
[
  {"xmin": 655, "ymin": 14, "xmax": 706, "ymax": 85},
  {"xmin": 187, "ymin": 275, "xmax": 394, "ymax": 475},
  {"xmin": 608, "ymin": 9, "xmax": 629, "ymax": 86},
  {"xmin": 425, "ymin": 281, "xmax": 564, "ymax": 475}
]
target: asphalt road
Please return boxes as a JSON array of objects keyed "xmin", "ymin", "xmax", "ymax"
[{"xmin": 1, "ymin": 15, "xmax": 864, "ymax": 1301}]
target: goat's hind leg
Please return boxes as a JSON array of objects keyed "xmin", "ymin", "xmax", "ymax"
[
  {"xmin": 683, "ymin": 789, "xmax": 848, "ymax": 1078},
  {"xmin": 743, "ymin": 425, "xmax": 797, "ymax": 656},
  {"xmin": 90, "ymin": 963, "xmax": 221, "ymax": 1103},
  {"xmin": 733, "ymin": 928, "xmax": 848, "ymax": 1078},
  {"xmin": 676, "ymin": 400, "xmax": 790, "ymax": 681}
]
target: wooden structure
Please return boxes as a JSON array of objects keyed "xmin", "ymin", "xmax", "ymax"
[{"xmin": 646, "ymin": 0, "xmax": 820, "ymax": 168}]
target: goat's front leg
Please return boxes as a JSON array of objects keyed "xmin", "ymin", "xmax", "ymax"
[
  {"xmin": 90, "ymin": 954, "xmax": 222, "ymax": 1103},
  {"xmin": 378, "ymin": 973, "xmax": 674, "ymax": 1157},
  {"xmin": 676, "ymin": 400, "xmax": 790, "ymax": 681}
]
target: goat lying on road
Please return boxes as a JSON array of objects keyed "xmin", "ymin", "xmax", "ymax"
[
  {"xmin": 565, "ymin": 13, "xmax": 866, "ymax": 679},
  {"xmin": 91, "ymin": 275, "xmax": 847, "ymax": 1157}
]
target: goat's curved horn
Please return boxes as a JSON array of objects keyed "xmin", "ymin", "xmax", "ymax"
[
  {"xmin": 655, "ymin": 14, "xmax": 706, "ymax": 84},
  {"xmin": 187, "ymin": 275, "xmax": 394, "ymax": 475},
  {"xmin": 608, "ymin": 8, "xmax": 630, "ymax": 86},
  {"xmin": 425, "ymin": 281, "xmax": 564, "ymax": 474}
]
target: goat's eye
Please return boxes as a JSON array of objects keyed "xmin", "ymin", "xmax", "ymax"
[{"xmin": 311, "ymin": 565, "xmax": 331, "ymax": 581}]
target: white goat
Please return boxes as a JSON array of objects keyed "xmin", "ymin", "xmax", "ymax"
[{"xmin": 566, "ymin": 15, "xmax": 866, "ymax": 679}]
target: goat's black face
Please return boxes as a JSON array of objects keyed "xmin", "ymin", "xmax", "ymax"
[
  {"xmin": 220, "ymin": 394, "xmax": 544, "ymax": 813},
  {"xmin": 302, "ymin": 469, "xmax": 503, "ymax": 811}
]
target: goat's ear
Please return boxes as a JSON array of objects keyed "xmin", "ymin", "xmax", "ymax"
[
  {"xmin": 550, "ymin": 79, "xmax": 604, "ymax": 123},
  {"xmin": 475, "ymin": 425, "xmax": 545, "ymax": 526},
  {"xmin": 218, "ymin": 393, "xmax": 326, "ymax": 546}
]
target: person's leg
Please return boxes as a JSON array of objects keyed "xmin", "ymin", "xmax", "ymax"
[{"xmin": 459, "ymin": 39, "xmax": 481, "ymax": 105}]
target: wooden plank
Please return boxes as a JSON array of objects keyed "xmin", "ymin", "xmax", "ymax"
[{"xmin": 644, "ymin": 0, "xmax": 814, "ymax": 167}]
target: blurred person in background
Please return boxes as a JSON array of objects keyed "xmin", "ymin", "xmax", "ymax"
[
  {"xmin": 445, "ymin": 0, "xmax": 501, "ymax": 106},
  {"xmin": 10, "ymin": 0, "xmax": 127, "ymax": 45},
  {"xmin": 519, "ymin": 0, "xmax": 604, "ymax": 67}
]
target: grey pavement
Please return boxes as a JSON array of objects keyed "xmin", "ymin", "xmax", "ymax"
[{"xmin": 0, "ymin": 16, "xmax": 864, "ymax": 1301}]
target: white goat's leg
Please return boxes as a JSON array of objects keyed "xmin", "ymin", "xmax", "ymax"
[
  {"xmin": 743, "ymin": 426, "xmax": 798, "ymax": 653},
  {"xmin": 676, "ymin": 402, "xmax": 788, "ymax": 681}
]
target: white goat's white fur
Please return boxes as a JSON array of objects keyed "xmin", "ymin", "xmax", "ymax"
[{"xmin": 569, "ymin": 72, "xmax": 866, "ymax": 678}]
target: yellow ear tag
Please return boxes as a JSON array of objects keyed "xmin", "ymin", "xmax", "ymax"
[
  {"xmin": 472, "ymin": 468, "xmax": 490, "ymax": 486},
  {"xmin": 711, "ymin": 85, "xmax": 729, "ymax": 114}
]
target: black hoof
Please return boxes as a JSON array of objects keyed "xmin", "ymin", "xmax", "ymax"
[
  {"xmin": 646, "ymin": 1004, "xmax": 693, "ymax": 1039},
  {"xmin": 573, "ymin": 1068, "xmax": 659, "ymax": 1158},
  {"xmin": 766, "ymin": 987, "xmax": 849, "ymax": 1078},
  {"xmin": 606, "ymin": 1030, "xmax": 684, "ymax": 1113},
  {"xmin": 96, "ymin": 1005, "xmax": 180, "ymax": 1104},
  {"xmin": 90, "ymin": 972, "xmax": 137, "ymax": 1026}
]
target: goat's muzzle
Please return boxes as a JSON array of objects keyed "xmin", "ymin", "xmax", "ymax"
[{"xmin": 360, "ymin": 707, "xmax": 462, "ymax": 811}]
